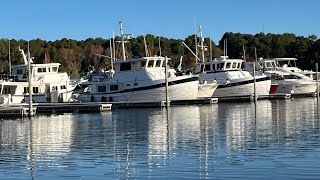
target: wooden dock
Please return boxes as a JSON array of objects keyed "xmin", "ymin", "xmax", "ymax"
[
  {"xmin": 258, "ymin": 93, "xmax": 291, "ymax": 100},
  {"xmin": 0, "ymin": 106, "xmax": 37, "ymax": 118},
  {"xmin": 35, "ymin": 102, "xmax": 112, "ymax": 114},
  {"xmin": 1, "ymin": 92, "xmax": 319, "ymax": 118},
  {"xmin": 0, "ymin": 102, "xmax": 111, "ymax": 118},
  {"xmin": 215, "ymin": 95, "xmax": 254, "ymax": 102},
  {"xmin": 110, "ymin": 98, "xmax": 219, "ymax": 108}
]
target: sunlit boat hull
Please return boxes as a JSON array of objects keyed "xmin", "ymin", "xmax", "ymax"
[{"xmin": 78, "ymin": 76, "xmax": 199, "ymax": 102}]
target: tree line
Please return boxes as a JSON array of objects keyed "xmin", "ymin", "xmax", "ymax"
[{"xmin": 0, "ymin": 32, "xmax": 319, "ymax": 77}]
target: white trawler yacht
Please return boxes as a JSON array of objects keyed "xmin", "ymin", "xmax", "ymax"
[
  {"xmin": 191, "ymin": 26, "xmax": 271, "ymax": 98},
  {"xmin": 78, "ymin": 21, "xmax": 199, "ymax": 102},
  {"xmin": 195, "ymin": 56, "xmax": 271, "ymax": 98},
  {"xmin": 0, "ymin": 47, "xmax": 76, "ymax": 105},
  {"xmin": 253, "ymin": 58, "xmax": 317, "ymax": 94},
  {"xmin": 270, "ymin": 58, "xmax": 319, "ymax": 80}
]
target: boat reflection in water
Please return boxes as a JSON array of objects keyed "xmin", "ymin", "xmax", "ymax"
[
  {"xmin": 0, "ymin": 115, "xmax": 75, "ymax": 179},
  {"xmin": 1, "ymin": 98, "xmax": 320, "ymax": 179}
]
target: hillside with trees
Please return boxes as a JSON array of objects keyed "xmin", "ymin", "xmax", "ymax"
[{"xmin": 0, "ymin": 32, "xmax": 319, "ymax": 77}]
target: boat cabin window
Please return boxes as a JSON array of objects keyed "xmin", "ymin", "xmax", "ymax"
[
  {"xmin": 212, "ymin": 64, "xmax": 216, "ymax": 71},
  {"xmin": 141, "ymin": 60, "xmax": 146, "ymax": 68},
  {"xmin": 21, "ymin": 87, "xmax": 40, "ymax": 94},
  {"xmin": 155, "ymin": 60, "xmax": 162, "ymax": 67},
  {"xmin": 110, "ymin": 85, "xmax": 118, "ymax": 91},
  {"xmin": 3, "ymin": 87, "xmax": 11, "ymax": 94},
  {"xmin": 237, "ymin": 63, "xmax": 242, "ymax": 69},
  {"xmin": 232, "ymin": 62, "xmax": 237, "ymax": 68},
  {"xmin": 37, "ymin": 67, "xmax": 47, "ymax": 73},
  {"xmin": 17, "ymin": 69, "xmax": 23, "ymax": 75},
  {"xmin": 52, "ymin": 86, "xmax": 58, "ymax": 91},
  {"xmin": 217, "ymin": 63, "xmax": 224, "ymax": 70},
  {"xmin": 23, "ymin": 87, "xmax": 29, "ymax": 93},
  {"xmin": 120, "ymin": 62, "xmax": 132, "ymax": 71},
  {"xmin": 225, "ymin": 62, "xmax": 232, "ymax": 69},
  {"xmin": 265, "ymin": 62, "xmax": 274, "ymax": 68},
  {"xmin": 205, "ymin": 64, "xmax": 211, "ymax": 71},
  {"xmin": 148, "ymin": 60, "xmax": 155, "ymax": 68},
  {"xmin": 52, "ymin": 67, "xmax": 58, "ymax": 72},
  {"xmin": 60, "ymin": 85, "xmax": 66, "ymax": 90},
  {"xmin": 98, "ymin": 86, "xmax": 107, "ymax": 92},
  {"xmin": 33, "ymin": 87, "xmax": 39, "ymax": 94}
]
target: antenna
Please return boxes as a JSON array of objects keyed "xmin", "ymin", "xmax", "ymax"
[
  {"xmin": 118, "ymin": 20, "xmax": 133, "ymax": 60},
  {"xmin": 8, "ymin": 40, "xmax": 11, "ymax": 76},
  {"xmin": 209, "ymin": 38, "xmax": 212, "ymax": 61},
  {"xmin": 158, "ymin": 36, "xmax": 162, "ymax": 56}
]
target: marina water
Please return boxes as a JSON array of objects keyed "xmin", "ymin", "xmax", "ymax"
[{"xmin": 1, "ymin": 98, "xmax": 320, "ymax": 179}]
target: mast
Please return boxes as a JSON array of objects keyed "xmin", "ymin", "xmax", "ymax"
[
  {"xmin": 112, "ymin": 30, "xmax": 116, "ymax": 60},
  {"xmin": 119, "ymin": 20, "xmax": 126, "ymax": 60},
  {"xmin": 27, "ymin": 41, "xmax": 34, "ymax": 117},
  {"xmin": 158, "ymin": 36, "xmax": 162, "ymax": 56},
  {"xmin": 143, "ymin": 35, "xmax": 149, "ymax": 57},
  {"xmin": 243, "ymin": 46, "xmax": 246, "ymax": 61},
  {"xmin": 226, "ymin": 38, "xmax": 228, "ymax": 56},
  {"xmin": 118, "ymin": 20, "xmax": 133, "ymax": 60},
  {"xmin": 209, "ymin": 38, "xmax": 212, "ymax": 61},
  {"xmin": 194, "ymin": 17, "xmax": 198, "ymax": 63},
  {"xmin": 223, "ymin": 39, "xmax": 225, "ymax": 56},
  {"xmin": 109, "ymin": 39, "xmax": 114, "ymax": 69},
  {"xmin": 8, "ymin": 40, "xmax": 11, "ymax": 76},
  {"xmin": 199, "ymin": 26, "xmax": 205, "ymax": 62}
]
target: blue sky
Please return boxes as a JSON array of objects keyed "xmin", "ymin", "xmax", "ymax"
[{"xmin": 1, "ymin": 0, "xmax": 319, "ymax": 44}]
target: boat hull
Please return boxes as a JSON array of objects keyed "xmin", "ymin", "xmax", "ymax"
[
  {"xmin": 78, "ymin": 77, "xmax": 199, "ymax": 102},
  {"xmin": 197, "ymin": 81, "xmax": 218, "ymax": 98},
  {"xmin": 211, "ymin": 76, "xmax": 271, "ymax": 98},
  {"xmin": 273, "ymin": 80, "xmax": 317, "ymax": 94}
]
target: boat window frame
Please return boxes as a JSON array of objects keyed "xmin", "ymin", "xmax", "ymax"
[
  {"xmin": 141, "ymin": 60, "xmax": 147, "ymax": 69},
  {"xmin": 147, "ymin": 60, "xmax": 155, "ymax": 68},
  {"xmin": 33, "ymin": 87, "xmax": 39, "ymax": 94},
  {"xmin": 17, "ymin": 69, "xmax": 23, "ymax": 75},
  {"xmin": 205, "ymin": 64, "xmax": 211, "ymax": 71},
  {"xmin": 97, "ymin": 85, "xmax": 107, "ymax": 92},
  {"xmin": 37, "ymin": 67, "xmax": 47, "ymax": 73},
  {"xmin": 120, "ymin": 62, "xmax": 132, "ymax": 71},
  {"xmin": 110, "ymin": 84, "xmax": 119, "ymax": 91},
  {"xmin": 225, "ymin": 62, "xmax": 232, "ymax": 69},
  {"xmin": 52, "ymin": 67, "xmax": 58, "ymax": 72},
  {"xmin": 232, "ymin": 62, "xmax": 237, "ymax": 69},
  {"xmin": 155, "ymin": 60, "xmax": 162, "ymax": 67},
  {"xmin": 60, "ymin": 85, "xmax": 67, "ymax": 90},
  {"xmin": 237, "ymin": 63, "xmax": 242, "ymax": 69},
  {"xmin": 217, "ymin": 62, "xmax": 224, "ymax": 70}
]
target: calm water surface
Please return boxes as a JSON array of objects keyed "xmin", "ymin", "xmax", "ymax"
[{"xmin": 1, "ymin": 98, "xmax": 320, "ymax": 179}]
